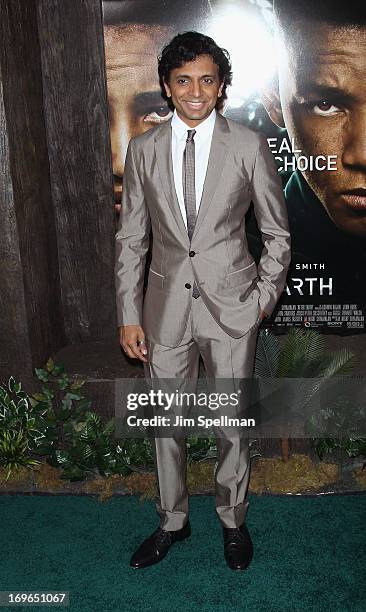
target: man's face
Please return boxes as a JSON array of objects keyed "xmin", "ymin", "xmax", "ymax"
[
  {"xmin": 267, "ymin": 23, "xmax": 366, "ymax": 237},
  {"xmin": 104, "ymin": 24, "xmax": 173, "ymax": 208},
  {"xmin": 164, "ymin": 54, "xmax": 223, "ymax": 127}
]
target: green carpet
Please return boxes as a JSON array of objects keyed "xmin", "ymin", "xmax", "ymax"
[{"xmin": 0, "ymin": 493, "xmax": 365, "ymax": 611}]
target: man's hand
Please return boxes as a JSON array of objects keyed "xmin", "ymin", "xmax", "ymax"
[{"xmin": 119, "ymin": 325, "xmax": 148, "ymax": 362}]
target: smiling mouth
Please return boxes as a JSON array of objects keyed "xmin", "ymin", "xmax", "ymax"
[
  {"xmin": 184, "ymin": 101, "xmax": 206, "ymax": 108},
  {"xmin": 340, "ymin": 189, "xmax": 366, "ymax": 212}
]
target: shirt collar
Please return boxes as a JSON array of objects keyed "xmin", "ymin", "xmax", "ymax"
[{"xmin": 171, "ymin": 109, "xmax": 216, "ymax": 141}]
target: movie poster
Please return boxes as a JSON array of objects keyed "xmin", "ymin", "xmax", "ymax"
[{"xmin": 102, "ymin": 0, "xmax": 366, "ymax": 334}]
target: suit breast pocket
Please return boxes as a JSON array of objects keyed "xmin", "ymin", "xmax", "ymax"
[{"xmin": 226, "ymin": 261, "xmax": 258, "ymax": 288}]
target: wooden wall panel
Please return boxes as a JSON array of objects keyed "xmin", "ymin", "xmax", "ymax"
[
  {"xmin": 36, "ymin": 0, "xmax": 116, "ymax": 342},
  {"xmin": 0, "ymin": 0, "xmax": 65, "ymax": 383},
  {"xmin": 0, "ymin": 62, "xmax": 33, "ymax": 383},
  {"xmin": 0, "ymin": 0, "xmax": 116, "ymax": 383}
]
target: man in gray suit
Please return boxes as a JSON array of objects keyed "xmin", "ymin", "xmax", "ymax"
[{"xmin": 115, "ymin": 32, "xmax": 291, "ymax": 570}]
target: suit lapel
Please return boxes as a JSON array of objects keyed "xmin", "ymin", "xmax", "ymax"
[
  {"xmin": 153, "ymin": 113, "xmax": 230, "ymax": 244},
  {"xmin": 154, "ymin": 120, "xmax": 190, "ymax": 245},
  {"xmin": 192, "ymin": 113, "xmax": 229, "ymax": 238}
]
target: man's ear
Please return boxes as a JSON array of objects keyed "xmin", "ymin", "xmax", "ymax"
[
  {"xmin": 218, "ymin": 81, "xmax": 224, "ymax": 97},
  {"xmin": 261, "ymin": 75, "xmax": 285, "ymax": 128},
  {"xmin": 163, "ymin": 79, "xmax": 171, "ymax": 98}
]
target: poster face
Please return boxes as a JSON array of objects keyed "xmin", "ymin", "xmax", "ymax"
[{"xmin": 103, "ymin": 0, "xmax": 366, "ymax": 333}]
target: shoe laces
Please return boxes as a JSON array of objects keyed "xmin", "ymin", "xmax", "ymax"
[
  {"xmin": 225, "ymin": 528, "xmax": 245, "ymax": 544},
  {"xmin": 154, "ymin": 528, "xmax": 172, "ymax": 547}
]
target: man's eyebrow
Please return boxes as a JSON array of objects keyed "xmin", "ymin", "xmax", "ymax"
[
  {"xmin": 297, "ymin": 83, "xmax": 354, "ymax": 102},
  {"xmin": 133, "ymin": 91, "xmax": 167, "ymax": 111},
  {"xmin": 174, "ymin": 73, "xmax": 217, "ymax": 79}
]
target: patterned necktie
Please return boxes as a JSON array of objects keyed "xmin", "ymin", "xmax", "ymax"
[{"xmin": 182, "ymin": 129, "xmax": 200, "ymax": 298}]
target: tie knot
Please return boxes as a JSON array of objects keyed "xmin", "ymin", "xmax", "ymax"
[{"xmin": 186, "ymin": 129, "xmax": 196, "ymax": 142}]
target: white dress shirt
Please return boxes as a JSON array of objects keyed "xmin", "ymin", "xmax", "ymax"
[{"xmin": 171, "ymin": 109, "xmax": 216, "ymax": 228}]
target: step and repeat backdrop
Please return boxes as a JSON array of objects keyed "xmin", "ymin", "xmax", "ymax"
[{"xmin": 102, "ymin": 0, "xmax": 366, "ymax": 334}]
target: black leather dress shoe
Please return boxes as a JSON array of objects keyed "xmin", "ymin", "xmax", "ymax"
[
  {"xmin": 130, "ymin": 521, "xmax": 191, "ymax": 569},
  {"xmin": 223, "ymin": 523, "xmax": 254, "ymax": 571}
]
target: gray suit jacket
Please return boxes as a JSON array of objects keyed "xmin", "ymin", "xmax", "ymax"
[{"xmin": 115, "ymin": 113, "xmax": 291, "ymax": 347}]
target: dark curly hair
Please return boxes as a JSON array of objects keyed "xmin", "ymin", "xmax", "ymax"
[{"xmin": 158, "ymin": 31, "xmax": 232, "ymax": 111}]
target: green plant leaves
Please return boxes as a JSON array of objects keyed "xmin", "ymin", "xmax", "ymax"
[
  {"xmin": 70, "ymin": 380, "xmax": 85, "ymax": 390},
  {"xmin": 186, "ymin": 436, "xmax": 217, "ymax": 463},
  {"xmin": 8, "ymin": 377, "xmax": 16, "ymax": 392},
  {"xmin": 35, "ymin": 368, "xmax": 49, "ymax": 382},
  {"xmin": 312, "ymin": 436, "xmax": 366, "ymax": 463},
  {"xmin": 254, "ymin": 329, "xmax": 281, "ymax": 377},
  {"xmin": 0, "ymin": 429, "xmax": 41, "ymax": 479},
  {"xmin": 53, "ymin": 364, "xmax": 65, "ymax": 376},
  {"xmin": 46, "ymin": 358, "xmax": 55, "ymax": 373},
  {"xmin": 277, "ymin": 328, "xmax": 325, "ymax": 377},
  {"xmin": 253, "ymin": 328, "xmax": 364, "ymax": 465},
  {"xmin": 317, "ymin": 348, "xmax": 356, "ymax": 378},
  {"xmin": 1, "ymin": 336, "xmax": 364, "ymax": 485}
]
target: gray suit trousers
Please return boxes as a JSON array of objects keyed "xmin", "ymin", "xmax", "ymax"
[{"xmin": 143, "ymin": 296, "xmax": 259, "ymax": 531}]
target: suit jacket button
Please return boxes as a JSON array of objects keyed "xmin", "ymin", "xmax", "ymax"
[
  {"xmin": 185, "ymin": 283, "xmax": 191, "ymax": 289},
  {"xmin": 189, "ymin": 250, "xmax": 195, "ymax": 257}
]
